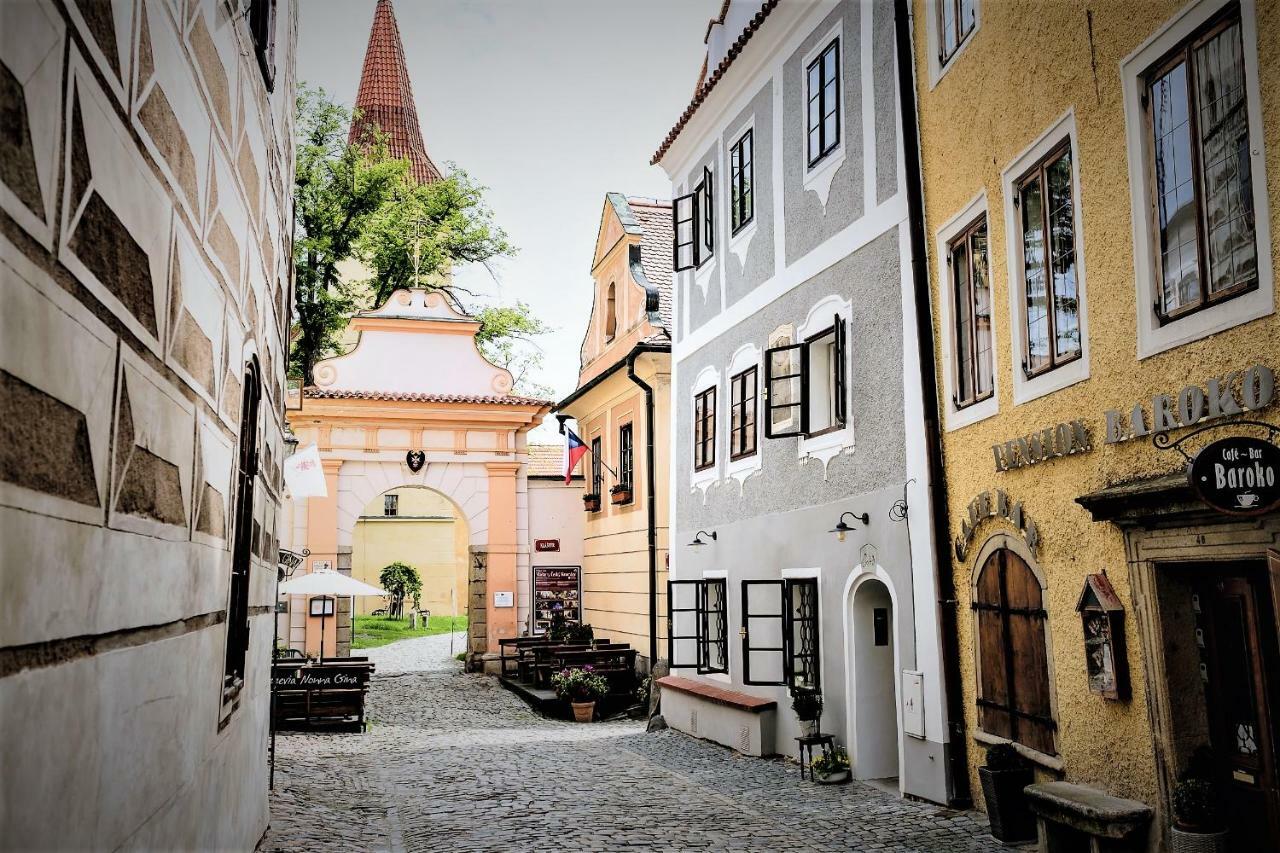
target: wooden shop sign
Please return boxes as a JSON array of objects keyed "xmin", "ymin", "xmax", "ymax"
[
  {"xmin": 272, "ymin": 668, "xmax": 368, "ymax": 689},
  {"xmin": 1189, "ymin": 436, "xmax": 1280, "ymax": 516},
  {"xmin": 954, "ymin": 489, "xmax": 1040, "ymax": 562}
]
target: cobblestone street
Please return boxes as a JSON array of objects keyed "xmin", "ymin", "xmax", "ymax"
[{"xmin": 263, "ymin": 635, "xmax": 1002, "ymax": 852}]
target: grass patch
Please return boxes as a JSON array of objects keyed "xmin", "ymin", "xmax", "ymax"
[{"xmin": 352, "ymin": 614, "xmax": 467, "ymax": 649}]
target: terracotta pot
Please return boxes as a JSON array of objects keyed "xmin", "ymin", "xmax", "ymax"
[
  {"xmin": 978, "ymin": 765, "xmax": 1036, "ymax": 842},
  {"xmin": 583, "ymin": 495, "xmax": 601, "ymax": 512},
  {"xmin": 1169, "ymin": 826, "xmax": 1229, "ymax": 853},
  {"xmin": 571, "ymin": 700, "xmax": 595, "ymax": 723}
]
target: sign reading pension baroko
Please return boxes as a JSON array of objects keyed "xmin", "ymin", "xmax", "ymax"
[
  {"xmin": 1104, "ymin": 365, "xmax": 1275, "ymax": 444},
  {"xmin": 993, "ymin": 420, "xmax": 1092, "ymax": 472},
  {"xmin": 1189, "ymin": 436, "xmax": 1280, "ymax": 516}
]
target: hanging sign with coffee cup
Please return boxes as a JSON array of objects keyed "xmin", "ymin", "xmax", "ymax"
[{"xmin": 1189, "ymin": 436, "xmax": 1280, "ymax": 516}]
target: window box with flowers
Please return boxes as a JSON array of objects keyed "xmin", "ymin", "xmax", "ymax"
[
  {"xmin": 583, "ymin": 493, "xmax": 601, "ymax": 513},
  {"xmin": 609, "ymin": 483, "xmax": 633, "ymax": 505}
]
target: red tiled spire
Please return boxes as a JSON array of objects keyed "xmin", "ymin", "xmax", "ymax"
[{"xmin": 349, "ymin": 0, "xmax": 442, "ymax": 184}]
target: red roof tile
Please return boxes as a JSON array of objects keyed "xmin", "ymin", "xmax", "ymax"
[
  {"xmin": 627, "ymin": 199, "xmax": 674, "ymax": 330},
  {"xmin": 304, "ymin": 388, "xmax": 551, "ymax": 407},
  {"xmin": 651, "ymin": 0, "xmax": 780, "ymax": 165},
  {"xmin": 349, "ymin": 0, "xmax": 443, "ymax": 184}
]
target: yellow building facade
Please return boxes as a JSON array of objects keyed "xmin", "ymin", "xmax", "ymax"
[
  {"xmin": 912, "ymin": 0, "xmax": 1280, "ymax": 845},
  {"xmin": 556, "ymin": 194, "xmax": 673, "ymax": 669}
]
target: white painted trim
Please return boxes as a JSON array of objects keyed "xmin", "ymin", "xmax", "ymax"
[
  {"xmin": 934, "ymin": 191, "xmax": 999, "ymax": 430},
  {"xmin": 796, "ymin": 294, "xmax": 855, "ymax": 472},
  {"xmin": 842, "ymin": 564, "xmax": 905, "ymax": 793},
  {"xmin": 726, "ymin": 343, "xmax": 763, "ymax": 488},
  {"xmin": 689, "ymin": 365, "xmax": 721, "ymax": 498},
  {"xmin": 1000, "ymin": 110, "xmax": 1091, "ymax": 405},
  {"xmin": 801, "ymin": 20, "xmax": 847, "ymax": 209},
  {"xmin": 923, "ymin": 0, "xmax": 980, "ymax": 90},
  {"xmin": 859, "ymin": 0, "xmax": 877, "ymax": 215},
  {"xmin": 1121, "ymin": 0, "xmax": 1274, "ymax": 359}
]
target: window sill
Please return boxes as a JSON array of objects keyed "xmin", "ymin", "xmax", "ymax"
[
  {"xmin": 728, "ymin": 217, "xmax": 758, "ymax": 269},
  {"xmin": 1138, "ymin": 283, "xmax": 1273, "ymax": 359},
  {"xmin": 798, "ymin": 424, "xmax": 852, "ymax": 474},
  {"xmin": 973, "ymin": 729, "xmax": 1064, "ymax": 773},
  {"xmin": 1014, "ymin": 355, "xmax": 1088, "ymax": 405},
  {"xmin": 802, "ymin": 145, "xmax": 845, "ymax": 208},
  {"xmin": 945, "ymin": 394, "xmax": 998, "ymax": 432}
]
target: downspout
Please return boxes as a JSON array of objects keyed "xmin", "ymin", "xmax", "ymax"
[
  {"xmin": 894, "ymin": 0, "xmax": 971, "ymax": 806},
  {"xmin": 626, "ymin": 348, "xmax": 660, "ymax": 668}
]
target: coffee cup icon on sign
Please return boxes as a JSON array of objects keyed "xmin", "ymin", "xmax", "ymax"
[{"xmin": 1236, "ymin": 492, "xmax": 1261, "ymax": 508}]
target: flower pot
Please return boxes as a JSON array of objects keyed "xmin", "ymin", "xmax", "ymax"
[
  {"xmin": 1169, "ymin": 826, "xmax": 1229, "ymax": 853},
  {"xmin": 978, "ymin": 765, "xmax": 1036, "ymax": 843},
  {"xmin": 583, "ymin": 495, "xmax": 601, "ymax": 512},
  {"xmin": 610, "ymin": 487, "xmax": 632, "ymax": 505},
  {"xmin": 571, "ymin": 700, "xmax": 595, "ymax": 723},
  {"xmin": 814, "ymin": 769, "xmax": 850, "ymax": 785}
]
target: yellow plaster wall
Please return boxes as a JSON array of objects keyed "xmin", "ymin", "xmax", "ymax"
[
  {"xmin": 912, "ymin": 0, "xmax": 1280, "ymax": 811},
  {"xmin": 350, "ymin": 487, "xmax": 468, "ymax": 617}
]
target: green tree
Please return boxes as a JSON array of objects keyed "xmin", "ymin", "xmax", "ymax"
[
  {"xmin": 290, "ymin": 85, "xmax": 406, "ymax": 383},
  {"xmin": 379, "ymin": 561, "xmax": 422, "ymax": 619},
  {"xmin": 358, "ymin": 168, "xmax": 513, "ymax": 307},
  {"xmin": 475, "ymin": 302, "xmax": 552, "ymax": 397}
]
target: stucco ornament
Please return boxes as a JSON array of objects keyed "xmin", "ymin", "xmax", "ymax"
[
  {"xmin": 313, "ymin": 363, "xmax": 336, "ymax": 386},
  {"xmin": 491, "ymin": 372, "xmax": 513, "ymax": 393},
  {"xmin": 395, "ymin": 290, "xmax": 412, "ymax": 305}
]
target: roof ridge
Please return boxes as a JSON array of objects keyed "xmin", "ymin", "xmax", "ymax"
[{"xmin": 349, "ymin": 0, "xmax": 443, "ymax": 184}]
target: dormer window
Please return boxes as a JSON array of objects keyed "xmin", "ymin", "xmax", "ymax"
[
  {"xmin": 673, "ymin": 167, "xmax": 715, "ymax": 271},
  {"xmin": 604, "ymin": 282, "xmax": 617, "ymax": 342}
]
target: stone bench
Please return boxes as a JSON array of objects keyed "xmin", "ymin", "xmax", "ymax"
[
  {"xmin": 1024, "ymin": 781, "xmax": 1153, "ymax": 852},
  {"xmin": 657, "ymin": 675, "xmax": 777, "ymax": 757}
]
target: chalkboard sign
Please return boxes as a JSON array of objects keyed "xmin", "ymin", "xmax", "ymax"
[{"xmin": 1189, "ymin": 436, "xmax": 1280, "ymax": 516}]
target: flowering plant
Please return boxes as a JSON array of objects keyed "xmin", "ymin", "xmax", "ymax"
[
  {"xmin": 811, "ymin": 746, "xmax": 850, "ymax": 776},
  {"xmin": 551, "ymin": 666, "xmax": 609, "ymax": 702}
]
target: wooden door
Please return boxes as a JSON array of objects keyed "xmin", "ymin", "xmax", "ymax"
[{"xmin": 1201, "ymin": 565, "xmax": 1280, "ymax": 849}]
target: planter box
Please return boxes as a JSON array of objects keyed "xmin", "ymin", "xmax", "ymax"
[
  {"xmin": 979, "ymin": 765, "xmax": 1036, "ymax": 843},
  {"xmin": 1170, "ymin": 826, "xmax": 1228, "ymax": 853},
  {"xmin": 583, "ymin": 494, "xmax": 601, "ymax": 512},
  {"xmin": 610, "ymin": 486, "xmax": 633, "ymax": 505}
]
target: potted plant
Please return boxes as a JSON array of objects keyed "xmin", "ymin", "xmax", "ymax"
[
  {"xmin": 811, "ymin": 746, "xmax": 851, "ymax": 785},
  {"xmin": 1171, "ymin": 778, "xmax": 1227, "ymax": 852},
  {"xmin": 978, "ymin": 743, "xmax": 1036, "ymax": 843},
  {"xmin": 551, "ymin": 665, "xmax": 610, "ymax": 722},
  {"xmin": 791, "ymin": 688, "xmax": 823, "ymax": 736},
  {"xmin": 583, "ymin": 493, "xmax": 601, "ymax": 512},
  {"xmin": 610, "ymin": 483, "xmax": 633, "ymax": 505}
]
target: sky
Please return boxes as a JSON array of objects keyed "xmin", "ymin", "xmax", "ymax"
[{"xmin": 297, "ymin": 0, "xmax": 720, "ymax": 438}]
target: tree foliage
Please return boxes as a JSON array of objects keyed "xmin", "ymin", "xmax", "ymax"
[
  {"xmin": 475, "ymin": 302, "xmax": 551, "ymax": 397},
  {"xmin": 379, "ymin": 561, "xmax": 422, "ymax": 619}
]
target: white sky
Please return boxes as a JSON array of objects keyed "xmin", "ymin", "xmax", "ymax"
[{"xmin": 297, "ymin": 0, "xmax": 719, "ymax": 438}]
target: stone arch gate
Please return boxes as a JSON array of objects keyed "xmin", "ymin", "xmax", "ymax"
[{"xmin": 282, "ymin": 289, "xmax": 551, "ymax": 661}]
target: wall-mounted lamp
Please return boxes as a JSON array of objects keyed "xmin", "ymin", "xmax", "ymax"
[
  {"xmin": 829, "ymin": 511, "xmax": 869, "ymax": 542},
  {"xmin": 688, "ymin": 530, "xmax": 717, "ymax": 547}
]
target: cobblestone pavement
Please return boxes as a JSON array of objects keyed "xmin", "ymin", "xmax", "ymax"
[{"xmin": 264, "ymin": 638, "xmax": 1002, "ymax": 852}]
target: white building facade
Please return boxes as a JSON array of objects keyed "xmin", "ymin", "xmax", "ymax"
[{"xmin": 656, "ymin": 0, "xmax": 958, "ymax": 804}]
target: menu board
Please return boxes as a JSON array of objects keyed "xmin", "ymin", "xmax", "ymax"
[{"xmin": 533, "ymin": 566, "xmax": 581, "ymax": 634}]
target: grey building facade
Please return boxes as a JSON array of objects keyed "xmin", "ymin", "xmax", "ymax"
[{"xmin": 654, "ymin": 0, "xmax": 954, "ymax": 805}]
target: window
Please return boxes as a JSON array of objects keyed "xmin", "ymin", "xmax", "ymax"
[
  {"xmin": 668, "ymin": 578, "xmax": 729, "ymax": 675},
  {"xmin": 938, "ymin": 0, "xmax": 976, "ymax": 65},
  {"xmin": 618, "ymin": 423, "xmax": 633, "ymax": 488},
  {"xmin": 730, "ymin": 129, "xmax": 754, "ymax": 233},
  {"xmin": 383, "ymin": 493, "xmax": 398, "ymax": 517},
  {"xmin": 764, "ymin": 315, "xmax": 846, "ymax": 438},
  {"xmin": 224, "ymin": 358, "xmax": 262, "ymax": 692},
  {"xmin": 672, "ymin": 167, "xmax": 715, "ymax": 271},
  {"xmin": 950, "ymin": 216, "xmax": 994, "ymax": 408},
  {"xmin": 604, "ymin": 283, "xmax": 617, "ymax": 342},
  {"xmin": 729, "ymin": 366, "xmax": 757, "ymax": 460},
  {"xmin": 1017, "ymin": 143, "xmax": 1081, "ymax": 376},
  {"xmin": 741, "ymin": 578, "xmax": 821, "ymax": 690},
  {"xmin": 974, "ymin": 548, "xmax": 1056, "ymax": 755},
  {"xmin": 248, "ymin": 0, "xmax": 277, "ymax": 91},
  {"xmin": 806, "ymin": 39, "xmax": 841, "ymax": 166},
  {"xmin": 590, "ymin": 436, "xmax": 603, "ymax": 499},
  {"xmin": 693, "ymin": 386, "xmax": 716, "ymax": 471},
  {"xmin": 1145, "ymin": 7, "xmax": 1257, "ymax": 322}
]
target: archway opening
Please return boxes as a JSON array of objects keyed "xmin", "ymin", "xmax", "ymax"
[
  {"xmin": 851, "ymin": 577, "xmax": 899, "ymax": 783},
  {"xmin": 348, "ymin": 485, "xmax": 470, "ymax": 651}
]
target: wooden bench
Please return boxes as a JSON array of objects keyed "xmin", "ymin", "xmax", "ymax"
[
  {"xmin": 1024, "ymin": 781, "xmax": 1152, "ymax": 852},
  {"xmin": 657, "ymin": 675, "xmax": 778, "ymax": 756},
  {"xmin": 271, "ymin": 661, "xmax": 375, "ymax": 732},
  {"xmin": 499, "ymin": 636, "xmax": 550, "ymax": 678},
  {"xmin": 553, "ymin": 647, "xmax": 639, "ymax": 694}
]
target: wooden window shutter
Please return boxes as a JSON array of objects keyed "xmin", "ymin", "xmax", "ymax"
[
  {"xmin": 672, "ymin": 190, "xmax": 697, "ymax": 271},
  {"xmin": 833, "ymin": 314, "xmax": 847, "ymax": 428}
]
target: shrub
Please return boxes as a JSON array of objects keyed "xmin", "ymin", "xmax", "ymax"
[
  {"xmin": 791, "ymin": 688, "xmax": 823, "ymax": 722},
  {"xmin": 551, "ymin": 666, "xmax": 610, "ymax": 703},
  {"xmin": 1172, "ymin": 778, "xmax": 1222, "ymax": 831},
  {"xmin": 983, "ymin": 743, "xmax": 1027, "ymax": 772}
]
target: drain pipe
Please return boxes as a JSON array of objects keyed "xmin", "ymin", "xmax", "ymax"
[
  {"xmin": 894, "ymin": 0, "xmax": 971, "ymax": 806},
  {"xmin": 626, "ymin": 347, "xmax": 660, "ymax": 668}
]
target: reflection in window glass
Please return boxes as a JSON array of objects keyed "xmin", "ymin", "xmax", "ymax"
[
  {"xmin": 952, "ymin": 217, "xmax": 993, "ymax": 408},
  {"xmin": 1019, "ymin": 145, "xmax": 1080, "ymax": 376}
]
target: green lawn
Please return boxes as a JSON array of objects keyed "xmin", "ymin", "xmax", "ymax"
[{"xmin": 352, "ymin": 614, "xmax": 468, "ymax": 649}]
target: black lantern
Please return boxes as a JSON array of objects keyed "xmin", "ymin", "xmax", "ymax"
[
  {"xmin": 828, "ymin": 511, "xmax": 869, "ymax": 542},
  {"xmin": 1076, "ymin": 572, "xmax": 1129, "ymax": 700},
  {"xmin": 688, "ymin": 530, "xmax": 717, "ymax": 547}
]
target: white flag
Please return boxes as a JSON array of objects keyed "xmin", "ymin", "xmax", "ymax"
[{"xmin": 282, "ymin": 443, "xmax": 327, "ymax": 498}]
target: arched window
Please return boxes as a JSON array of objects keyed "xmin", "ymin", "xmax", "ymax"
[
  {"xmin": 974, "ymin": 547, "xmax": 1056, "ymax": 754},
  {"xmin": 224, "ymin": 358, "xmax": 262, "ymax": 690},
  {"xmin": 604, "ymin": 283, "xmax": 617, "ymax": 342}
]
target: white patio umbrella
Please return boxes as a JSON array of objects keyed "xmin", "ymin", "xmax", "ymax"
[{"xmin": 279, "ymin": 570, "xmax": 387, "ymax": 660}]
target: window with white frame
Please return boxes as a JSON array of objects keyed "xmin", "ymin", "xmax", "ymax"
[
  {"xmin": 668, "ymin": 577, "xmax": 729, "ymax": 674},
  {"xmin": 693, "ymin": 385, "xmax": 716, "ymax": 471},
  {"xmin": 806, "ymin": 39, "xmax": 841, "ymax": 167},
  {"xmin": 1016, "ymin": 141, "xmax": 1081, "ymax": 377},
  {"xmin": 730, "ymin": 129, "xmax": 754, "ymax": 233},
  {"xmin": 938, "ymin": 0, "xmax": 977, "ymax": 65},
  {"xmin": 764, "ymin": 315, "xmax": 847, "ymax": 438},
  {"xmin": 729, "ymin": 365, "xmax": 758, "ymax": 460},
  {"xmin": 673, "ymin": 167, "xmax": 715, "ymax": 271},
  {"xmin": 949, "ymin": 215, "xmax": 994, "ymax": 409}
]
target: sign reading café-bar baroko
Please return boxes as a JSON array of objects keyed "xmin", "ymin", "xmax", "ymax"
[{"xmin": 1189, "ymin": 436, "xmax": 1280, "ymax": 517}]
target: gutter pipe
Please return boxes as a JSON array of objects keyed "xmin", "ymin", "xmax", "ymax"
[{"xmin": 626, "ymin": 348, "xmax": 660, "ymax": 668}]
